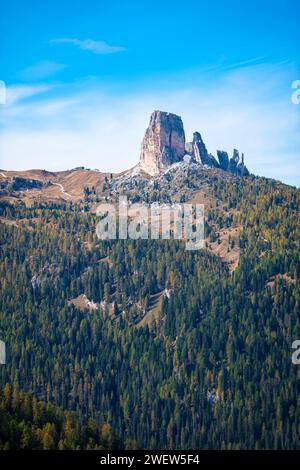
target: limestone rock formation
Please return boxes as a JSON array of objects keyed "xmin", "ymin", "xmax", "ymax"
[
  {"xmin": 229, "ymin": 148, "xmax": 240, "ymax": 173},
  {"xmin": 140, "ymin": 110, "xmax": 186, "ymax": 175},
  {"xmin": 207, "ymin": 153, "xmax": 220, "ymax": 169},
  {"xmin": 185, "ymin": 132, "xmax": 219, "ymax": 168},
  {"xmin": 217, "ymin": 150, "xmax": 229, "ymax": 171},
  {"xmin": 228, "ymin": 149, "xmax": 249, "ymax": 176},
  {"xmin": 237, "ymin": 153, "xmax": 250, "ymax": 176},
  {"xmin": 191, "ymin": 132, "xmax": 208, "ymax": 164},
  {"xmin": 139, "ymin": 110, "xmax": 250, "ymax": 177}
]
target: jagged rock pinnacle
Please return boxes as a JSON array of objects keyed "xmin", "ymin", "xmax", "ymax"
[
  {"xmin": 140, "ymin": 110, "xmax": 186, "ymax": 176},
  {"xmin": 139, "ymin": 110, "xmax": 249, "ymax": 177}
]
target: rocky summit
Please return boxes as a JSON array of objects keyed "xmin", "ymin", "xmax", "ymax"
[
  {"xmin": 140, "ymin": 110, "xmax": 186, "ymax": 175},
  {"xmin": 140, "ymin": 110, "xmax": 249, "ymax": 177}
]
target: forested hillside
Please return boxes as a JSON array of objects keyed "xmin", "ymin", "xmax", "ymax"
[
  {"xmin": 0, "ymin": 385, "xmax": 122, "ymax": 449},
  {"xmin": 0, "ymin": 171, "xmax": 299, "ymax": 449}
]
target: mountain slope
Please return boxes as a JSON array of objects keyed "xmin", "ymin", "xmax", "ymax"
[{"xmin": 0, "ymin": 170, "xmax": 299, "ymax": 449}]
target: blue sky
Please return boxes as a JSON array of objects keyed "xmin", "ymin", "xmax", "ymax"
[{"xmin": 0, "ymin": 0, "xmax": 299, "ymax": 185}]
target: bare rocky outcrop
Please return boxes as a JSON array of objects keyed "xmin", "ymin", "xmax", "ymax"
[
  {"xmin": 140, "ymin": 110, "xmax": 186, "ymax": 175},
  {"xmin": 229, "ymin": 148, "xmax": 240, "ymax": 173},
  {"xmin": 228, "ymin": 149, "xmax": 249, "ymax": 176},
  {"xmin": 217, "ymin": 150, "xmax": 229, "ymax": 171},
  {"xmin": 237, "ymin": 153, "xmax": 249, "ymax": 176},
  {"xmin": 186, "ymin": 132, "xmax": 219, "ymax": 168},
  {"xmin": 139, "ymin": 110, "xmax": 249, "ymax": 177},
  {"xmin": 191, "ymin": 132, "xmax": 208, "ymax": 164}
]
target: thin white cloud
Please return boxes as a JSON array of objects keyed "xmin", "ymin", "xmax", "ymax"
[
  {"xmin": 50, "ymin": 38, "xmax": 125, "ymax": 54},
  {"xmin": 19, "ymin": 60, "xmax": 66, "ymax": 80},
  {"xmin": 4, "ymin": 84, "xmax": 52, "ymax": 106},
  {"xmin": 220, "ymin": 55, "xmax": 267, "ymax": 71}
]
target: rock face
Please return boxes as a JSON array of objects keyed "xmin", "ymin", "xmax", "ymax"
[
  {"xmin": 217, "ymin": 151, "xmax": 229, "ymax": 171},
  {"xmin": 139, "ymin": 110, "xmax": 250, "ymax": 177},
  {"xmin": 229, "ymin": 148, "xmax": 239, "ymax": 173},
  {"xmin": 227, "ymin": 149, "xmax": 249, "ymax": 176},
  {"xmin": 191, "ymin": 132, "xmax": 208, "ymax": 164},
  {"xmin": 186, "ymin": 133, "xmax": 219, "ymax": 168},
  {"xmin": 140, "ymin": 111, "xmax": 186, "ymax": 175}
]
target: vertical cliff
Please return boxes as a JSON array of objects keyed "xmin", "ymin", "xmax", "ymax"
[{"xmin": 140, "ymin": 110, "xmax": 186, "ymax": 175}]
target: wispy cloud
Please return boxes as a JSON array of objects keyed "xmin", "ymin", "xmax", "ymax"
[
  {"xmin": 220, "ymin": 56, "xmax": 267, "ymax": 71},
  {"xmin": 5, "ymin": 84, "xmax": 52, "ymax": 105},
  {"xmin": 19, "ymin": 60, "xmax": 66, "ymax": 80},
  {"xmin": 50, "ymin": 38, "xmax": 125, "ymax": 54}
]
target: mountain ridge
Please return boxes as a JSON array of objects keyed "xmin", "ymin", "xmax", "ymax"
[{"xmin": 140, "ymin": 110, "xmax": 249, "ymax": 176}]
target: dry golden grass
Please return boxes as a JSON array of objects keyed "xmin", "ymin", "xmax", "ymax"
[
  {"xmin": 267, "ymin": 273, "xmax": 296, "ymax": 288},
  {"xmin": 0, "ymin": 168, "xmax": 115, "ymax": 202},
  {"xmin": 68, "ymin": 294, "xmax": 98, "ymax": 311},
  {"xmin": 207, "ymin": 226, "xmax": 242, "ymax": 272},
  {"xmin": 136, "ymin": 291, "xmax": 164, "ymax": 328}
]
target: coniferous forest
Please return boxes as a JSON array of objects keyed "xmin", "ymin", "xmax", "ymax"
[{"xmin": 0, "ymin": 174, "xmax": 300, "ymax": 449}]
